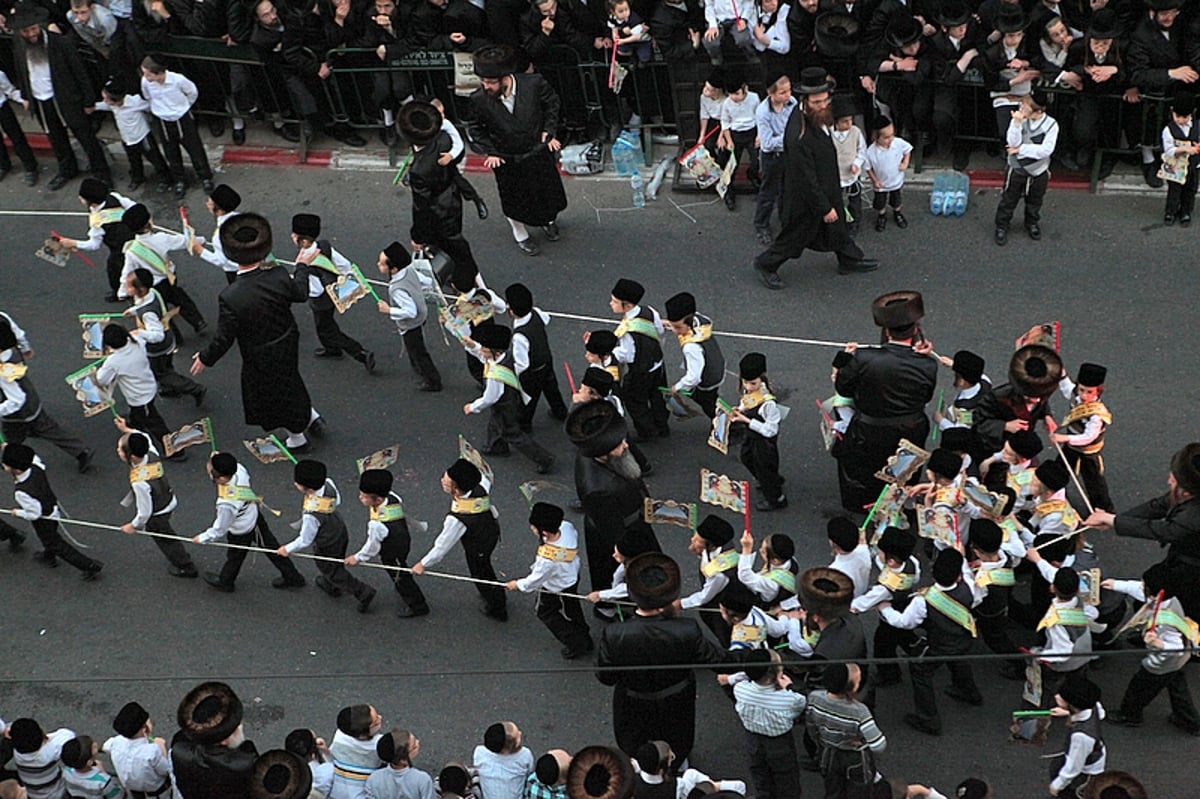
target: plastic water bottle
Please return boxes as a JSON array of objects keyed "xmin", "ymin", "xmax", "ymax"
[
  {"xmin": 930, "ymin": 173, "xmax": 946, "ymax": 216},
  {"xmin": 631, "ymin": 170, "xmax": 645, "ymax": 208},
  {"xmin": 951, "ymin": 172, "xmax": 968, "ymax": 216},
  {"xmin": 611, "ymin": 139, "xmax": 634, "ymax": 177}
]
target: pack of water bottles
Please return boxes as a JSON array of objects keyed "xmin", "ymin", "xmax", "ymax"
[
  {"xmin": 929, "ymin": 171, "xmax": 969, "ymax": 217},
  {"xmin": 610, "ymin": 129, "xmax": 642, "ymax": 176}
]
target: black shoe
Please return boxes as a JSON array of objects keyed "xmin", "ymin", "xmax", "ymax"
[
  {"xmin": 315, "ymin": 575, "xmax": 343, "ymax": 597},
  {"xmin": 903, "ymin": 713, "xmax": 942, "ymax": 736},
  {"xmin": 474, "ymin": 198, "xmax": 489, "ymax": 220},
  {"xmin": 837, "ymin": 259, "xmax": 879, "ymax": 275},
  {"xmin": 362, "ymin": 351, "xmax": 376, "ymax": 374},
  {"xmin": 894, "ymin": 210, "xmax": 908, "ymax": 229},
  {"xmin": 169, "ymin": 565, "xmax": 199, "ymax": 578},
  {"xmin": 128, "ymin": 178, "xmax": 144, "ymax": 192},
  {"xmin": 481, "ymin": 445, "xmax": 511, "ymax": 457},
  {"xmin": 1144, "ymin": 162, "xmax": 1164, "ymax": 188},
  {"xmin": 357, "ymin": 586, "xmax": 377, "ymax": 613},
  {"xmin": 48, "ymin": 174, "xmax": 70, "ymax": 191},
  {"xmin": 275, "ymin": 124, "xmax": 301, "ymax": 143},
  {"xmin": 208, "ymin": 118, "xmax": 226, "ymax": 137},
  {"xmin": 483, "ymin": 605, "xmax": 509, "ymax": 622},
  {"xmin": 1168, "ymin": 713, "xmax": 1200, "ymax": 736},
  {"xmin": 755, "ymin": 495, "xmax": 787, "ymax": 512},
  {"xmin": 271, "ymin": 575, "xmax": 307, "ymax": 589},
  {"xmin": 77, "ymin": 448, "xmax": 94, "ymax": 474},
  {"xmin": 874, "ymin": 214, "xmax": 887, "ymax": 232},
  {"xmin": 314, "ymin": 348, "xmax": 344, "ymax": 359},
  {"xmin": 544, "ymin": 221, "xmax": 560, "ymax": 241},
  {"xmin": 202, "ymin": 179, "xmax": 215, "ymax": 194},
  {"xmin": 416, "ymin": 381, "xmax": 442, "ymax": 392},
  {"xmin": 561, "ymin": 640, "xmax": 594, "ymax": 659},
  {"xmin": 724, "ymin": 191, "xmax": 736, "ymax": 211},
  {"xmin": 1106, "ymin": 711, "xmax": 1143, "ymax": 728},
  {"xmin": 193, "ymin": 386, "xmax": 207, "ymax": 408},
  {"xmin": 34, "ymin": 550, "xmax": 58, "ymax": 568},
  {"xmin": 397, "ymin": 606, "xmax": 430, "ymax": 618},
  {"xmin": 1165, "ymin": 213, "xmax": 1176, "ymax": 226},
  {"xmin": 204, "ymin": 572, "xmax": 236, "ymax": 592},
  {"xmin": 1181, "ymin": 213, "xmax": 1192, "ymax": 227},
  {"xmin": 516, "ymin": 238, "xmax": 540, "ymax": 256},
  {"xmin": 943, "ymin": 686, "xmax": 984, "ymax": 706},
  {"xmin": 157, "ymin": 180, "xmax": 172, "ymax": 193},
  {"xmin": 1026, "ymin": 223, "xmax": 1041, "ymax": 240},
  {"xmin": 7, "ymin": 532, "xmax": 25, "ymax": 552},
  {"xmin": 537, "ymin": 457, "xmax": 556, "ymax": 475},
  {"xmin": 174, "ymin": 182, "xmax": 187, "ymax": 200},
  {"xmin": 308, "ymin": 416, "xmax": 328, "ymax": 438},
  {"xmin": 232, "ymin": 127, "xmax": 246, "ymax": 145},
  {"xmin": 82, "ymin": 560, "xmax": 103, "ymax": 580},
  {"xmin": 994, "ymin": 228, "xmax": 1008, "ymax": 246},
  {"xmin": 754, "ymin": 262, "xmax": 784, "ymax": 290},
  {"xmin": 382, "ymin": 127, "xmax": 398, "ymax": 146},
  {"xmin": 24, "ymin": 170, "xmax": 38, "ymax": 186}
]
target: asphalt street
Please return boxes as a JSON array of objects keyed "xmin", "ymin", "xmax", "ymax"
[{"xmin": 0, "ymin": 164, "xmax": 1197, "ymax": 797}]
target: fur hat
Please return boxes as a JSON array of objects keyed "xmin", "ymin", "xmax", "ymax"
[
  {"xmin": 1035, "ymin": 458, "xmax": 1070, "ymax": 492},
  {"xmin": 663, "ymin": 292, "xmax": 696, "ymax": 322},
  {"xmin": 112, "ymin": 701, "xmax": 150, "ymax": 738},
  {"xmin": 250, "ymin": 750, "xmax": 313, "ymax": 799},
  {"xmin": 177, "ymin": 682, "xmax": 244, "ymax": 744},
  {"xmin": 877, "ymin": 526, "xmax": 915, "ymax": 560},
  {"xmin": 611, "ymin": 278, "xmax": 645, "ymax": 304},
  {"xmin": 291, "ymin": 213, "xmax": 320, "ymax": 239},
  {"xmin": 951, "ymin": 350, "xmax": 985, "ymax": 384},
  {"xmin": 739, "ymin": 352, "xmax": 767, "ymax": 380},
  {"xmin": 1076, "ymin": 362, "xmax": 1107, "ymax": 387},
  {"xmin": 625, "ymin": 552, "xmax": 682, "ymax": 609},
  {"xmin": 695, "ymin": 515, "xmax": 734, "ymax": 547},
  {"xmin": 358, "ymin": 469, "xmax": 393, "ymax": 497},
  {"xmin": 1, "ymin": 442, "xmax": 35, "ymax": 472},
  {"xmin": 446, "ymin": 458, "xmax": 482, "ymax": 492},
  {"xmin": 293, "ymin": 459, "xmax": 327, "ymax": 490},
  {"xmin": 814, "ymin": 12, "xmax": 860, "ymax": 58},
  {"xmin": 123, "ymin": 203, "xmax": 151, "ymax": 232},
  {"xmin": 79, "ymin": 177, "xmax": 110, "ymax": 204},
  {"xmin": 209, "ymin": 183, "xmax": 241, "ymax": 211},
  {"xmin": 886, "ymin": 13, "xmax": 923, "ymax": 49},
  {"xmin": 220, "ymin": 213, "xmax": 273, "ymax": 265},
  {"xmin": 582, "ymin": 367, "xmax": 614, "ymax": 395},
  {"xmin": 1008, "ymin": 344, "xmax": 1064, "ymax": 399},
  {"xmin": 1170, "ymin": 443, "xmax": 1200, "ymax": 495},
  {"xmin": 473, "ymin": 44, "xmax": 518, "ymax": 78},
  {"xmin": 529, "ymin": 502, "xmax": 564, "ymax": 532},
  {"xmin": 871, "ymin": 290, "xmax": 924, "ymax": 328},
  {"xmin": 473, "ymin": 322, "xmax": 512, "ymax": 352},
  {"xmin": 1006, "ymin": 429, "xmax": 1044, "ymax": 460},
  {"xmin": 586, "ymin": 330, "xmax": 618, "ymax": 355},
  {"xmin": 398, "ymin": 101, "xmax": 443, "ymax": 146},
  {"xmin": 1079, "ymin": 771, "xmax": 1147, "ymax": 799},
  {"xmin": 565, "ymin": 746, "xmax": 634, "ymax": 799},
  {"xmin": 383, "ymin": 241, "xmax": 411, "ymax": 269},
  {"xmin": 566, "ymin": 400, "xmax": 628, "ymax": 458},
  {"xmin": 799, "ymin": 567, "xmax": 853, "ymax": 619},
  {"xmin": 1057, "ymin": 674, "xmax": 1101, "ymax": 710}
]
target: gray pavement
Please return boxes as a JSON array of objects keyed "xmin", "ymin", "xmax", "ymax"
[{"xmin": 0, "ymin": 165, "xmax": 1197, "ymax": 797}]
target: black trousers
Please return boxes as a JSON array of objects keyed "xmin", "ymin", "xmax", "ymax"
[
  {"xmin": 740, "ymin": 434, "xmax": 784, "ymax": 504},
  {"xmin": 2, "ymin": 410, "xmax": 88, "ymax": 460},
  {"xmin": 152, "ymin": 112, "xmax": 213, "ymax": 183},
  {"xmin": 1062, "ymin": 448, "xmax": 1114, "ymax": 513},
  {"xmin": 32, "ymin": 518, "xmax": 99, "ymax": 572},
  {"xmin": 690, "ymin": 386, "xmax": 720, "ymax": 420},
  {"xmin": 149, "ymin": 352, "xmax": 205, "ymax": 399},
  {"xmin": 535, "ymin": 582, "xmax": 591, "ymax": 652},
  {"xmin": 1166, "ymin": 170, "xmax": 1199, "ymax": 216},
  {"xmin": 622, "ymin": 366, "xmax": 670, "ymax": 439},
  {"xmin": 485, "ymin": 396, "xmax": 554, "ymax": 469},
  {"xmin": 872, "ymin": 188, "xmax": 903, "ymax": 211},
  {"xmin": 402, "ymin": 326, "xmax": 442, "ymax": 388},
  {"xmin": 460, "ymin": 523, "xmax": 507, "ymax": 615},
  {"xmin": 519, "ymin": 365, "xmax": 568, "ymax": 428},
  {"xmin": 35, "ymin": 98, "xmax": 109, "ymax": 181},
  {"xmin": 975, "ymin": 609, "xmax": 1020, "ymax": 657},
  {"xmin": 105, "ymin": 247, "xmax": 125, "ymax": 293},
  {"xmin": 157, "ymin": 280, "xmax": 206, "ymax": 332},
  {"xmin": 819, "ymin": 746, "xmax": 875, "ymax": 799},
  {"xmin": 1039, "ymin": 662, "xmax": 1088, "ymax": 709},
  {"xmin": 145, "ymin": 513, "xmax": 196, "ymax": 570},
  {"xmin": 613, "ymin": 683, "xmax": 697, "ymax": 764},
  {"xmin": 909, "ymin": 647, "xmax": 979, "ymax": 729},
  {"xmin": 379, "ymin": 530, "xmax": 429, "ymax": 613},
  {"xmin": 128, "ymin": 400, "xmax": 173, "ymax": 451},
  {"xmin": 754, "ymin": 220, "xmax": 867, "ymax": 273},
  {"xmin": 753, "ymin": 150, "xmax": 785, "ymax": 231},
  {"xmin": 745, "ymin": 729, "xmax": 801, "ymax": 799},
  {"xmin": 995, "ymin": 168, "xmax": 1049, "ymax": 230},
  {"xmin": 122, "ymin": 133, "xmax": 170, "ymax": 183},
  {"xmin": 1119, "ymin": 665, "xmax": 1200, "ymax": 728},
  {"xmin": 0, "ymin": 102, "xmax": 38, "ymax": 173},
  {"xmin": 873, "ymin": 621, "xmax": 918, "ymax": 682},
  {"xmin": 311, "ymin": 305, "xmax": 365, "ymax": 359},
  {"xmin": 218, "ymin": 516, "xmax": 304, "ymax": 585},
  {"xmin": 313, "ymin": 536, "xmax": 374, "ymax": 600}
]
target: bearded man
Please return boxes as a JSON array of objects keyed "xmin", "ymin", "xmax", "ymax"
[{"xmin": 752, "ymin": 67, "xmax": 879, "ymax": 289}]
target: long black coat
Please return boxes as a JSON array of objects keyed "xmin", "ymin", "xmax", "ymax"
[
  {"xmin": 410, "ymin": 131, "xmax": 464, "ymax": 242},
  {"xmin": 775, "ymin": 109, "xmax": 850, "ymax": 257},
  {"xmin": 10, "ymin": 28, "xmax": 100, "ymax": 128},
  {"xmin": 198, "ymin": 265, "xmax": 314, "ymax": 433},
  {"xmin": 171, "ymin": 733, "xmax": 257, "ymax": 799}
]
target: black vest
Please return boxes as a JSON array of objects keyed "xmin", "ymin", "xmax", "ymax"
[
  {"xmin": 310, "ymin": 480, "xmax": 350, "ymax": 551},
  {"xmin": 139, "ymin": 453, "xmax": 174, "ymax": 515},
  {"xmin": 99, "ymin": 195, "xmax": 135, "ymax": 251},
  {"xmin": 696, "ymin": 335, "xmax": 725, "ymax": 390},
  {"xmin": 888, "ymin": 556, "xmax": 921, "ymax": 612},
  {"xmin": 0, "ymin": 347, "xmax": 40, "ymax": 422},
  {"xmin": 633, "ymin": 774, "xmax": 676, "ymax": 799},
  {"xmin": 18, "ymin": 465, "xmax": 57, "ymax": 515},
  {"xmin": 629, "ymin": 307, "xmax": 664, "ymax": 376},
  {"xmin": 134, "ymin": 289, "xmax": 176, "ymax": 358},
  {"xmin": 517, "ymin": 313, "xmax": 553, "ymax": 370},
  {"xmin": 377, "ymin": 492, "xmax": 412, "ymax": 561},
  {"xmin": 922, "ymin": 580, "xmax": 976, "ymax": 652}
]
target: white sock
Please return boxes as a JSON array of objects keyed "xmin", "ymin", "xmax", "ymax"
[
  {"xmin": 285, "ymin": 432, "xmax": 307, "ymax": 448},
  {"xmin": 232, "ymin": 118, "xmax": 245, "ymax": 130},
  {"xmin": 309, "ymin": 407, "xmax": 320, "ymax": 423},
  {"xmin": 508, "ymin": 218, "xmax": 529, "ymax": 242},
  {"xmin": 382, "ymin": 109, "xmax": 395, "ymax": 127},
  {"xmin": 1142, "ymin": 145, "xmax": 1156, "ymax": 164}
]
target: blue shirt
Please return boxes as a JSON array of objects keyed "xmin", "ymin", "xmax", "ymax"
[{"xmin": 755, "ymin": 97, "xmax": 797, "ymax": 154}]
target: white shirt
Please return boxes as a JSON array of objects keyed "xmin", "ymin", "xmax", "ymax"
[
  {"xmin": 76, "ymin": 193, "xmax": 137, "ymax": 251},
  {"xmin": 851, "ymin": 557, "xmax": 922, "ymax": 613},
  {"xmin": 737, "ymin": 554, "xmax": 794, "ymax": 604},
  {"xmin": 419, "ymin": 479, "xmax": 495, "ymax": 567},
  {"xmin": 739, "ymin": 394, "xmax": 780, "ymax": 438},
  {"xmin": 0, "ymin": 352, "xmax": 31, "ymax": 418},
  {"xmin": 0, "ymin": 70, "xmax": 26, "ymax": 108},
  {"xmin": 630, "ymin": 764, "xmax": 744, "ymax": 799},
  {"xmin": 97, "ymin": 339, "xmax": 158, "ymax": 407},
  {"xmin": 285, "ymin": 482, "xmax": 340, "ymax": 554},
  {"xmin": 865, "ymin": 137, "xmax": 913, "ymax": 191},
  {"xmin": 680, "ymin": 547, "xmax": 731, "ymax": 609},
  {"xmin": 700, "ymin": 92, "xmax": 725, "ymax": 121},
  {"xmin": 13, "ymin": 458, "xmax": 58, "ymax": 521},
  {"xmin": 752, "ymin": 3, "xmax": 790, "ymax": 53},
  {"xmin": 515, "ymin": 521, "xmax": 582, "ymax": 592},
  {"xmin": 197, "ymin": 465, "xmax": 260, "ymax": 542},
  {"xmin": 597, "ymin": 561, "xmax": 629, "ymax": 600},
  {"xmin": 127, "ymin": 451, "xmax": 177, "ymax": 530},
  {"xmin": 830, "ymin": 543, "xmax": 872, "ymax": 598},
  {"xmin": 141, "ymin": 71, "xmax": 199, "ymax": 121},
  {"xmin": 128, "ymin": 291, "xmax": 168, "ymax": 348},
  {"xmin": 442, "ymin": 117, "xmax": 465, "ymax": 160},
  {"xmin": 467, "ymin": 350, "xmax": 526, "ymax": 413},
  {"xmin": 612, "ymin": 305, "xmax": 664, "ymax": 370},
  {"xmin": 471, "ymin": 746, "xmax": 534, "ymax": 799},
  {"xmin": 1050, "ymin": 706, "xmax": 1107, "ymax": 792},
  {"xmin": 15, "ymin": 727, "xmax": 75, "ymax": 799},
  {"xmin": 300, "ymin": 242, "xmax": 353, "ymax": 297},
  {"xmin": 1163, "ymin": 119, "xmax": 1195, "ymax": 156},
  {"xmin": 102, "ymin": 735, "xmax": 170, "ymax": 793},
  {"xmin": 330, "ymin": 730, "xmax": 383, "ymax": 799},
  {"xmin": 120, "ymin": 231, "xmax": 188, "ymax": 297},
  {"xmin": 200, "ymin": 211, "xmax": 242, "ymax": 273},
  {"xmin": 310, "ymin": 760, "xmax": 335, "ymax": 798},
  {"xmin": 720, "ymin": 92, "xmax": 760, "ymax": 133},
  {"xmin": 26, "ymin": 36, "xmax": 54, "ymax": 101},
  {"xmin": 511, "ymin": 308, "xmax": 551, "ymax": 376}
]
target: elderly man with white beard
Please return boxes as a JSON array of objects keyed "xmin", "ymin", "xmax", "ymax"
[{"xmin": 566, "ymin": 400, "xmax": 661, "ymax": 623}]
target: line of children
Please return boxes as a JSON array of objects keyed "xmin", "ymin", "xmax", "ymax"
[
  {"xmin": 728, "ymin": 352, "xmax": 786, "ymax": 511},
  {"xmin": 865, "ymin": 115, "xmax": 912, "ymax": 232}
]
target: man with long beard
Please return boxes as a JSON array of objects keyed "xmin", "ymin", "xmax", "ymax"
[
  {"xmin": 752, "ymin": 67, "xmax": 879, "ymax": 289},
  {"xmin": 566, "ymin": 400, "xmax": 660, "ymax": 622}
]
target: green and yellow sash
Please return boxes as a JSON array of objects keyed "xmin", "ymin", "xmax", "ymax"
[
  {"xmin": 701, "ymin": 549, "xmax": 740, "ymax": 578},
  {"xmin": 731, "ymin": 623, "xmax": 766, "ymax": 646},
  {"xmin": 740, "ymin": 389, "xmax": 775, "ymax": 411},
  {"xmin": 1153, "ymin": 609, "xmax": 1200, "ymax": 645},
  {"xmin": 370, "ymin": 502, "xmax": 406, "ymax": 522},
  {"xmin": 125, "ymin": 240, "xmax": 175, "ymax": 284},
  {"xmin": 484, "ymin": 362, "xmax": 521, "ymax": 391},
  {"xmin": 1036, "ymin": 605, "xmax": 1090, "ymax": 632},
  {"xmin": 676, "ymin": 323, "xmax": 713, "ymax": 346},
  {"xmin": 537, "ymin": 543, "xmax": 578, "ymax": 563},
  {"xmin": 302, "ymin": 494, "xmax": 337, "ymax": 514},
  {"xmin": 451, "ymin": 496, "xmax": 491, "ymax": 515},
  {"xmin": 878, "ymin": 568, "xmax": 914, "ymax": 592},
  {"xmin": 1064, "ymin": 400, "xmax": 1112, "ymax": 427},
  {"xmin": 976, "ymin": 567, "xmax": 1016, "ymax": 588},
  {"xmin": 309, "ymin": 252, "xmax": 341, "ymax": 275},
  {"xmin": 923, "ymin": 586, "xmax": 978, "ymax": 636},
  {"xmin": 89, "ymin": 207, "xmax": 125, "ymax": 228},
  {"xmin": 762, "ymin": 567, "xmax": 796, "ymax": 594},
  {"xmin": 614, "ymin": 316, "xmax": 660, "ymax": 341},
  {"xmin": 218, "ymin": 484, "xmax": 262, "ymax": 504},
  {"xmin": 129, "ymin": 462, "xmax": 164, "ymax": 484}
]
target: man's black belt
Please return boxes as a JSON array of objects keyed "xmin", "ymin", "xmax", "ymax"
[
  {"xmin": 623, "ymin": 678, "xmax": 691, "ymax": 701},
  {"xmin": 855, "ymin": 411, "xmax": 925, "ymax": 427}
]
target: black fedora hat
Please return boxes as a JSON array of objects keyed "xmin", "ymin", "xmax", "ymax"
[
  {"xmin": 1086, "ymin": 7, "xmax": 1119, "ymax": 38},
  {"xmin": 794, "ymin": 66, "xmax": 837, "ymax": 95},
  {"xmin": 937, "ymin": 0, "xmax": 971, "ymax": 27},
  {"xmin": 10, "ymin": 4, "xmax": 50, "ymax": 28},
  {"xmin": 886, "ymin": 13, "xmax": 923, "ymax": 49},
  {"xmin": 996, "ymin": 4, "xmax": 1028, "ymax": 33}
]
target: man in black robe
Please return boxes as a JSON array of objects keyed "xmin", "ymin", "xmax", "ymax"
[
  {"xmin": 752, "ymin": 67, "xmax": 878, "ymax": 289},
  {"xmin": 831, "ymin": 291, "xmax": 937, "ymax": 513},
  {"xmin": 171, "ymin": 682, "xmax": 258, "ymax": 799},
  {"xmin": 566, "ymin": 400, "xmax": 660, "ymax": 621},
  {"xmin": 469, "ymin": 44, "xmax": 569, "ymax": 257},
  {"xmin": 190, "ymin": 214, "xmax": 325, "ymax": 452}
]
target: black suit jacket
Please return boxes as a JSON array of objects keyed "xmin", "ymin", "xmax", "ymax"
[
  {"xmin": 834, "ymin": 342, "xmax": 938, "ymax": 420},
  {"xmin": 1127, "ymin": 16, "xmax": 1186, "ymax": 92},
  {"xmin": 778, "ymin": 110, "xmax": 850, "ymax": 253},
  {"xmin": 11, "ymin": 28, "xmax": 100, "ymax": 122},
  {"xmin": 469, "ymin": 73, "xmax": 561, "ymax": 156}
]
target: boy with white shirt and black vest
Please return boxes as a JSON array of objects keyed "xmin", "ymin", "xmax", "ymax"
[
  {"xmin": 347, "ymin": 468, "xmax": 429, "ymax": 618},
  {"xmin": 737, "ymin": 529, "xmax": 797, "ymax": 608},
  {"xmin": 97, "ymin": 324, "xmax": 178, "ymax": 457},
  {"xmin": 852, "ymin": 526, "xmax": 920, "ymax": 686},
  {"xmin": 680, "ymin": 514, "xmax": 737, "ymax": 644},
  {"xmin": 1051, "ymin": 362, "xmax": 1114, "ymax": 512},
  {"xmin": 412, "ymin": 458, "xmax": 507, "ymax": 621},
  {"xmin": 120, "ymin": 204, "xmax": 207, "ymax": 334},
  {"xmin": 291, "ymin": 213, "xmax": 376, "ymax": 373},
  {"xmin": 729, "ymin": 353, "xmax": 786, "ymax": 511},
  {"xmin": 192, "ymin": 451, "xmax": 306, "ymax": 592},
  {"xmin": 1025, "ymin": 567, "xmax": 1100, "ymax": 708},
  {"xmin": 880, "ymin": 547, "xmax": 984, "ymax": 735},
  {"xmin": 994, "ymin": 90, "xmax": 1059, "ymax": 245},
  {"xmin": 1048, "ymin": 676, "xmax": 1106, "ymax": 797},
  {"xmin": 376, "ymin": 242, "xmax": 442, "ymax": 392},
  {"xmin": 2, "ymin": 443, "xmax": 102, "ymax": 578},
  {"xmin": 933, "ymin": 349, "xmax": 991, "ymax": 464},
  {"xmin": 195, "ymin": 184, "xmax": 243, "ymax": 284},
  {"xmin": 505, "ymin": 283, "xmax": 568, "ymax": 431},
  {"xmin": 979, "ymin": 429, "xmax": 1043, "ymax": 516},
  {"xmin": 139, "ymin": 56, "xmax": 214, "ymax": 200},
  {"xmin": 1160, "ymin": 93, "xmax": 1200, "ymax": 226},
  {"xmin": 116, "ymin": 425, "xmax": 197, "ymax": 577},
  {"xmin": 609, "ymin": 279, "xmax": 670, "ymax": 441},
  {"xmin": 505, "ymin": 502, "xmax": 593, "ymax": 658},
  {"xmin": 967, "ymin": 517, "xmax": 1026, "ymax": 680},
  {"xmin": 124, "ymin": 268, "xmax": 206, "ymax": 407},
  {"xmin": 463, "ymin": 323, "xmax": 556, "ymax": 473},
  {"xmin": 56, "ymin": 177, "xmax": 135, "ymax": 303},
  {"xmin": 102, "ymin": 702, "xmax": 172, "ymax": 799},
  {"xmin": 662, "ymin": 292, "xmax": 725, "ymax": 420},
  {"xmin": 279, "ymin": 459, "xmax": 377, "ymax": 613}
]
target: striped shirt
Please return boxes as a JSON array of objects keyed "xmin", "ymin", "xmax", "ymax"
[
  {"xmin": 63, "ymin": 765, "xmax": 127, "ymax": 799},
  {"xmin": 805, "ymin": 690, "xmax": 886, "ymax": 753},
  {"xmin": 732, "ymin": 680, "xmax": 807, "ymax": 737},
  {"xmin": 14, "ymin": 728, "xmax": 74, "ymax": 799}
]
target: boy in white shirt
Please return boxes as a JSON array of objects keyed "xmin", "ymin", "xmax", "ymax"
[
  {"xmin": 119, "ymin": 203, "xmax": 208, "ymax": 334},
  {"xmin": 697, "ymin": 69, "xmax": 727, "ymax": 145},
  {"xmin": 716, "ymin": 76, "xmax": 761, "ymax": 211},
  {"xmin": 97, "ymin": 323, "xmax": 176, "ymax": 454},
  {"xmin": 102, "ymin": 702, "xmax": 171, "ymax": 798},
  {"xmin": 830, "ymin": 94, "xmax": 866, "ymax": 238},
  {"xmin": 471, "ymin": 723, "xmax": 533, "ymax": 799},
  {"xmin": 826, "ymin": 517, "xmax": 872, "ymax": 597},
  {"xmin": 376, "ymin": 242, "xmax": 442, "ymax": 392},
  {"xmin": 139, "ymin": 56, "xmax": 214, "ymax": 199},
  {"xmin": 9, "ymin": 718, "xmax": 75, "ymax": 799},
  {"xmin": 95, "ymin": 81, "xmax": 169, "ymax": 192},
  {"xmin": 865, "ymin": 115, "xmax": 912, "ymax": 232}
]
